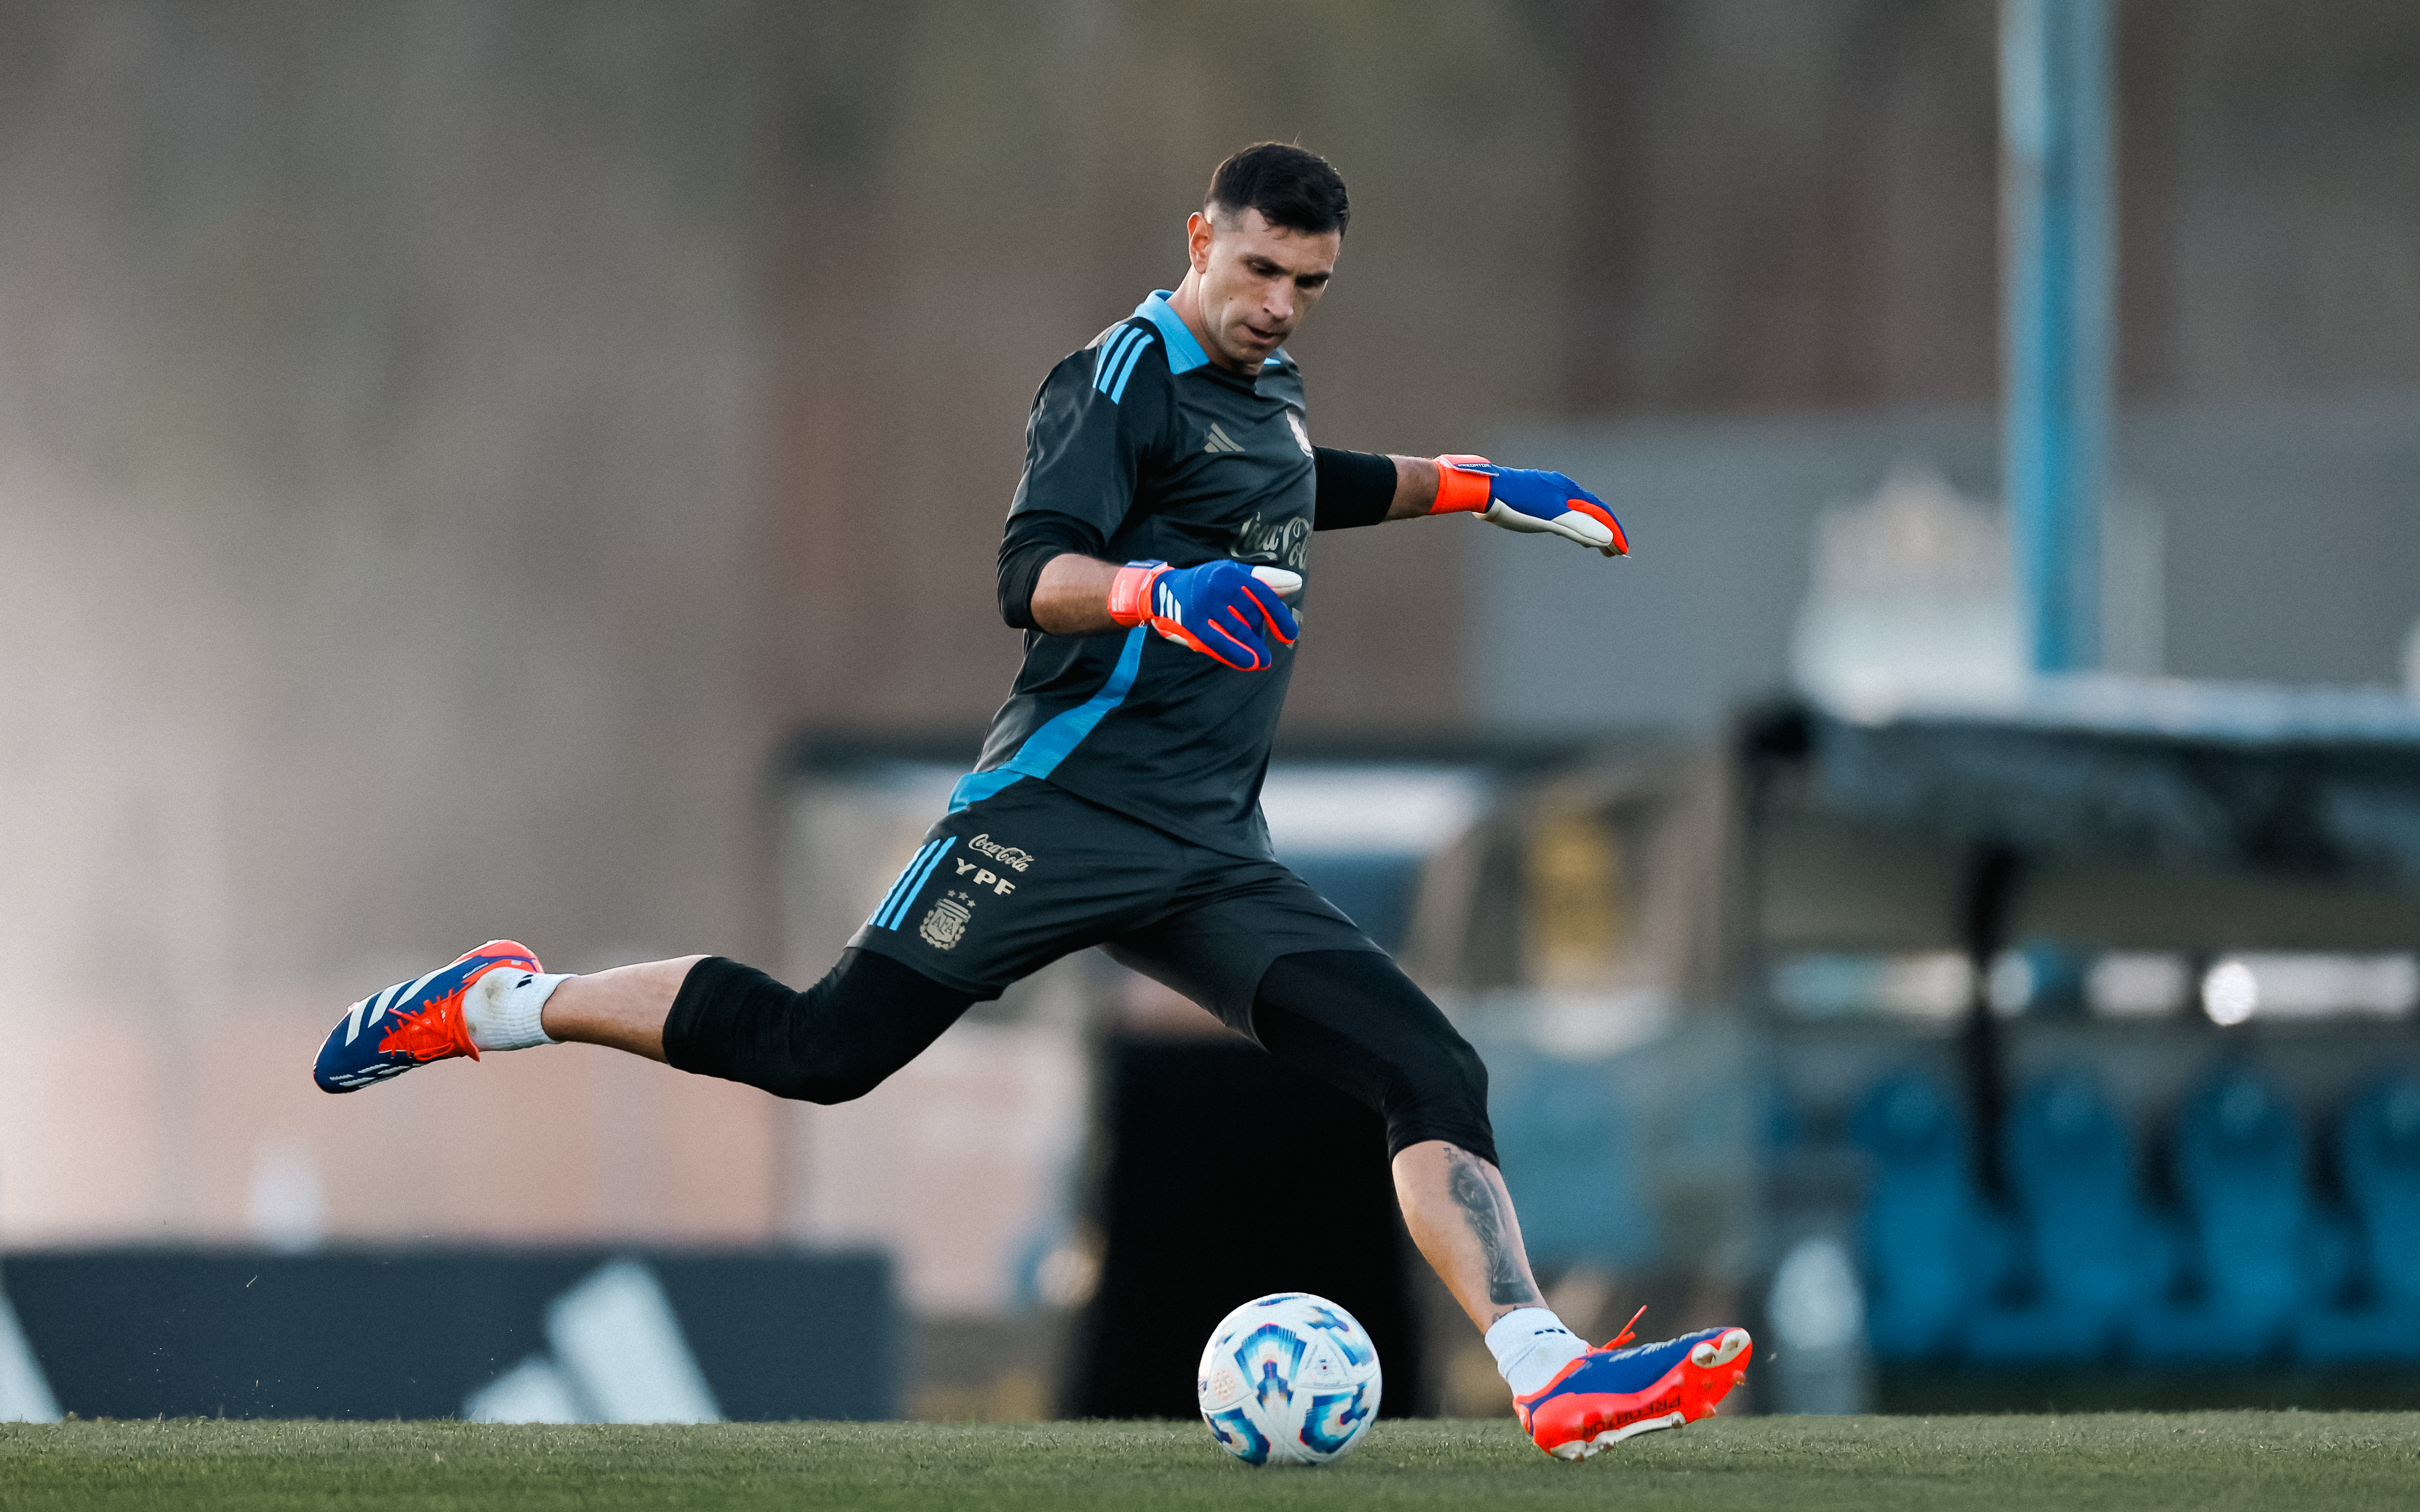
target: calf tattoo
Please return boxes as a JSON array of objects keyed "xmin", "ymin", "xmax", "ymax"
[{"xmin": 1444, "ymin": 1145, "xmax": 1540, "ymax": 1306}]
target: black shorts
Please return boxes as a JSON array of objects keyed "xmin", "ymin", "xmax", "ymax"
[{"xmin": 847, "ymin": 777, "xmax": 1383, "ymax": 1027}]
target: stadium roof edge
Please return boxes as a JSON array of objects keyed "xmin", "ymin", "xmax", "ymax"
[{"xmin": 1810, "ymin": 673, "xmax": 2420, "ymax": 749}]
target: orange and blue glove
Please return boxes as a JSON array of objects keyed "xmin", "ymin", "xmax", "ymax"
[
  {"xmin": 1108, "ymin": 559, "xmax": 1302, "ymax": 671},
  {"xmin": 1431, "ymin": 455, "xmax": 1629, "ymax": 557}
]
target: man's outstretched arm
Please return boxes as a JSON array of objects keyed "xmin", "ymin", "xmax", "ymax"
[{"xmin": 1316, "ymin": 446, "xmax": 1628, "ymax": 555}]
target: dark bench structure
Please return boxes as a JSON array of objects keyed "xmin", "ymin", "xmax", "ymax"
[{"xmin": 1745, "ymin": 681, "xmax": 2420, "ymax": 1399}]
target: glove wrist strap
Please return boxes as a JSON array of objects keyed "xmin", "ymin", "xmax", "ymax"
[
  {"xmin": 1429, "ymin": 454, "xmax": 1494, "ymax": 515},
  {"xmin": 1106, "ymin": 561, "xmax": 1166, "ymax": 627}
]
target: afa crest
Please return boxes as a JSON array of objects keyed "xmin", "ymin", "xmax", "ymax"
[{"xmin": 919, "ymin": 893, "xmax": 973, "ymax": 950}]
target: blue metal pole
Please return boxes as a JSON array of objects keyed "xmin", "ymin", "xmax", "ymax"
[{"xmin": 2001, "ymin": 0, "xmax": 2112, "ymax": 674}]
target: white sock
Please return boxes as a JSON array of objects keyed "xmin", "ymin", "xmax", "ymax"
[
  {"xmin": 465, "ymin": 969, "xmax": 571, "ymax": 1052},
  {"xmin": 1486, "ymin": 1307, "xmax": 1591, "ymax": 1397}
]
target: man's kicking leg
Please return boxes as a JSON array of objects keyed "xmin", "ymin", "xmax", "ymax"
[
  {"xmin": 1248, "ymin": 949, "xmax": 1752, "ymax": 1459},
  {"xmin": 312, "ymin": 944, "xmax": 972, "ymax": 1102}
]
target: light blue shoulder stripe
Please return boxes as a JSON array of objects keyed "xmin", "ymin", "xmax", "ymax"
[
  {"xmin": 1106, "ymin": 331, "xmax": 1152, "ymax": 402},
  {"xmin": 949, "ymin": 626, "xmax": 1150, "ymax": 813},
  {"xmin": 1093, "ymin": 327, "xmax": 1143, "ymax": 394},
  {"xmin": 1136, "ymin": 291, "xmax": 1210, "ymax": 374}
]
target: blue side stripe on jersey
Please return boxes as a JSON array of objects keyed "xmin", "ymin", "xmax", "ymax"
[
  {"xmin": 866, "ymin": 839, "xmax": 941, "ymax": 930},
  {"xmin": 1106, "ymin": 329, "xmax": 1153, "ymax": 402},
  {"xmin": 1094, "ymin": 327, "xmax": 1143, "ymax": 395},
  {"xmin": 948, "ymin": 769, "xmax": 1022, "ymax": 811},
  {"xmin": 874, "ymin": 837, "xmax": 956, "ymax": 931},
  {"xmin": 1136, "ymin": 291, "xmax": 1210, "ymax": 374},
  {"xmin": 948, "ymin": 625, "xmax": 1149, "ymax": 813}
]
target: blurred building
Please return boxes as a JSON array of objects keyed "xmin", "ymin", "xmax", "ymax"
[{"xmin": 3, "ymin": 0, "xmax": 2418, "ymax": 1381}]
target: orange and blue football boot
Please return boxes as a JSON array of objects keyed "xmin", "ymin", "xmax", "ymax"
[
  {"xmin": 313, "ymin": 940, "xmax": 542, "ymax": 1093},
  {"xmin": 1514, "ymin": 1309, "xmax": 1753, "ymax": 1460}
]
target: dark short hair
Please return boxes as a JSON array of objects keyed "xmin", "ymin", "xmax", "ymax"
[{"xmin": 1205, "ymin": 142, "xmax": 1349, "ymax": 235}]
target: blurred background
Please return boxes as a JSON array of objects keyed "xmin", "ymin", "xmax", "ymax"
[{"xmin": 3, "ymin": 0, "xmax": 2419, "ymax": 1423}]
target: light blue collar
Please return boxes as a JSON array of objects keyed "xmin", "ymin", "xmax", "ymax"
[{"xmin": 1135, "ymin": 291, "xmax": 1212, "ymax": 375}]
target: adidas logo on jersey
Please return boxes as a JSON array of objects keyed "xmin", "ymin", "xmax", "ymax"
[{"xmin": 1202, "ymin": 422, "xmax": 1246, "ymax": 455}]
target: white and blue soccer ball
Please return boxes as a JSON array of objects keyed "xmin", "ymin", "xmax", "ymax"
[{"xmin": 1196, "ymin": 1292, "xmax": 1382, "ymax": 1466}]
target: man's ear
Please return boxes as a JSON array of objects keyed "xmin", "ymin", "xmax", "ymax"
[{"xmin": 1186, "ymin": 210, "xmax": 1215, "ymax": 273}]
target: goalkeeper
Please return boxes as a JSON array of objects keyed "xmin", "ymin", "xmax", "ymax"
[{"xmin": 312, "ymin": 142, "xmax": 1748, "ymax": 1459}]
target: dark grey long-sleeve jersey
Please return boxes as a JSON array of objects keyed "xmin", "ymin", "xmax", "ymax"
[{"xmin": 951, "ymin": 289, "xmax": 1393, "ymax": 859}]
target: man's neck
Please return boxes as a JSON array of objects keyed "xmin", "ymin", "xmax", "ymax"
[{"xmin": 1164, "ymin": 274, "xmax": 1254, "ymax": 376}]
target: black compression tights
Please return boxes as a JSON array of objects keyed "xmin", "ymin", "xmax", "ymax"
[
  {"xmin": 1251, "ymin": 950, "xmax": 1497, "ymax": 1166},
  {"xmin": 663, "ymin": 947, "xmax": 1497, "ymax": 1166},
  {"xmin": 664, "ymin": 949, "xmax": 970, "ymax": 1107}
]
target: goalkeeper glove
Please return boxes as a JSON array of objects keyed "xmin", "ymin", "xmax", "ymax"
[
  {"xmin": 1431, "ymin": 455, "xmax": 1629, "ymax": 557},
  {"xmin": 1108, "ymin": 559, "xmax": 1301, "ymax": 672}
]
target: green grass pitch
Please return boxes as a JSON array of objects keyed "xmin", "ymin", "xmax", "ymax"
[{"xmin": 1, "ymin": 1415, "xmax": 2415, "ymax": 1511}]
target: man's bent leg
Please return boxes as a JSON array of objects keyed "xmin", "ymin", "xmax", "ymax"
[
  {"xmin": 1248, "ymin": 950, "xmax": 1544, "ymax": 1331},
  {"xmin": 1249, "ymin": 948, "xmax": 1751, "ymax": 1455}
]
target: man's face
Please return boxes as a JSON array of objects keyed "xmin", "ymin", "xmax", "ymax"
[{"xmin": 1186, "ymin": 206, "xmax": 1340, "ymax": 372}]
